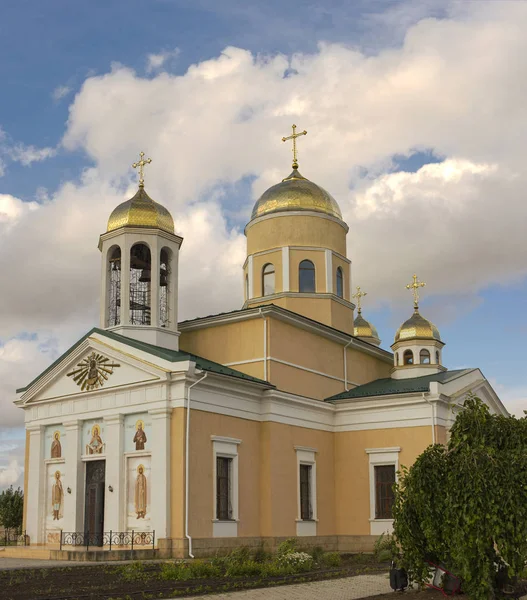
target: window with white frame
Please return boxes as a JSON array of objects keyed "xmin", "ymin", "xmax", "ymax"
[
  {"xmin": 295, "ymin": 446, "xmax": 317, "ymax": 521},
  {"xmin": 366, "ymin": 447, "xmax": 400, "ymax": 532},
  {"xmin": 212, "ymin": 437, "xmax": 240, "ymax": 525}
]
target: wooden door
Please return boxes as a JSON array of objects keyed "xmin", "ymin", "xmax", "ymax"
[{"xmin": 84, "ymin": 461, "xmax": 105, "ymax": 546}]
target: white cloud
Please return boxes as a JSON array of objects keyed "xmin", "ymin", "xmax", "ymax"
[
  {"xmin": 52, "ymin": 85, "xmax": 73, "ymax": 101},
  {"xmin": 0, "ymin": 459, "xmax": 23, "ymax": 488},
  {"xmin": 0, "ymin": 194, "xmax": 39, "ymax": 230},
  {"xmin": 9, "ymin": 144, "xmax": 56, "ymax": 166},
  {"xmin": 146, "ymin": 48, "xmax": 180, "ymax": 73}
]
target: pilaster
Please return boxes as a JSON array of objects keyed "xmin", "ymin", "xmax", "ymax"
[
  {"xmin": 103, "ymin": 415, "xmax": 124, "ymax": 532},
  {"xmin": 63, "ymin": 420, "xmax": 83, "ymax": 533},
  {"xmin": 282, "ymin": 246, "xmax": 290, "ymax": 292},
  {"xmin": 150, "ymin": 237, "xmax": 160, "ymax": 328},
  {"xmin": 26, "ymin": 425, "xmax": 45, "ymax": 544},
  {"xmin": 325, "ymin": 249, "xmax": 333, "ymax": 293},
  {"xmin": 248, "ymin": 255, "xmax": 254, "ymax": 299},
  {"xmin": 149, "ymin": 407, "xmax": 172, "ymax": 539}
]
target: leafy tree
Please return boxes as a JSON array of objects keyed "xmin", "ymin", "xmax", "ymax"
[
  {"xmin": 0, "ymin": 486, "xmax": 24, "ymax": 530},
  {"xmin": 393, "ymin": 395, "xmax": 527, "ymax": 600}
]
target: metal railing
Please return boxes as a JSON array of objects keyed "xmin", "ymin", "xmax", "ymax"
[
  {"xmin": 59, "ymin": 530, "xmax": 155, "ymax": 551},
  {"xmin": 0, "ymin": 529, "xmax": 29, "ymax": 546}
]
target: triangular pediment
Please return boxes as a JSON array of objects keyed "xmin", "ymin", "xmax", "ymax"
[{"xmin": 18, "ymin": 332, "xmax": 180, "ymax": 404}]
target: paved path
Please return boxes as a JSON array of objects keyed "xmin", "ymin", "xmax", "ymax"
[{"xmin": 176, "ymin": 573, "xmax": 396, "ymax": 600}]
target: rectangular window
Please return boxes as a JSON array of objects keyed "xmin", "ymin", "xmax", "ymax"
[
  {"xmin": 216, "ymin": 456, "xmax": 233, "ymax": 521},
  {"xmin": 299, "ymin": 464, "xmax": 313, "ymax": 520},
  {"xmin": 375, "ymin": 465, "xmax": 396, "ymax": 519}
]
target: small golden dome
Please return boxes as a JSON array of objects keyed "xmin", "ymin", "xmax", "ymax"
[
  {"xmin": 395, "ymin": 309, "xmax": 441, "ymax": 343},
  {"xmin": 354, "ymin": 313, "xmax": 380, "ymax": 342},
  {"xmin": 251, "ymin": 168, "xmax": 342, "ymax": 221},
  {"xmin": 107, "ymin": 187, "xmax": 174, "ymax": 234}
]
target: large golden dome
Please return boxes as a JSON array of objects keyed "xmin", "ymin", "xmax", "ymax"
[
  {"xmin": 354, "ymin": 313, "xmax": 380, "ymax": 341},
  {"xmin": 251, "ymin": 168, "xmax": 342, "ymax": 221},
  {"xmin": 107, "ymin": 187, "xmax": 174, "ymax": 234},
  {"xmin": 394, "ymin": 309, "xmax": 441, "ymax": 343}
]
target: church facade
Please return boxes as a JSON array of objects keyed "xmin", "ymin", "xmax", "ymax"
[{"xmin": 15, "ymin": 144, "xmax": 507, "ymax": 557}]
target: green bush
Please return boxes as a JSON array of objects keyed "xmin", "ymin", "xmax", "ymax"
[
  {"xmin": 276, "ymin": 538, "xmax": 297, "ymax": 556},
  {"xmin": 188, "ymin": 560, "xmax": 222, "ymax": 579},
  {"xmin": 225, "ymin": 560, "xmax": 263, "ymax": 578},
  {"xmin": 320, "ymin": 552, "xmax": 342, "ymax": 568},
  {"xmin": 118, "ymin": 561, "xmax": 149, "ymax": 582},
  {"xmin": 373, "ymin": 533, "xmax": 396, "ymax": 562},
  {"xmin": 160, "ymin": 562, "xmax": 189, "ymax": 581},
  {"xmin": 253, "ymin": 544, "xmax": 270, "ymax": 563},
  {"xmin": 225, "ymin": 546, "xmax": 251, "ymax": 565},
  {"xmin": 310, "ymin": 546, "xmax": 324, "ymax": 561},
  {"xmin": 260, "ymin": 562, "xmax": 296, "ymax": 577},
  {"xmin": 276, "ymin": 551, "xmax": 314, "ymax": 572}
]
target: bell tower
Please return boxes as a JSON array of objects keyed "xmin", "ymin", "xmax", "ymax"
[{"xmin": 98, "ymin": 152, "xmax": 183, "ymax": 350}]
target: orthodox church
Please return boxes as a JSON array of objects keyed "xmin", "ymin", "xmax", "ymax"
[{"xmin": 15, "ymin": 133, "xmax": 507, "ymax": 558}]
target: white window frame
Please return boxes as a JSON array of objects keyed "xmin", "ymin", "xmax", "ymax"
[
  {"xmin": 366, "ymin": 447, "xmax": 400, "ymax": 536},
  {"xmin": 211, "ymin": 436, "xmax": 241, "ymax": 537},
  {"xmin": 295, "ymin": 445, "xmax": 317, "ymax": 536}
]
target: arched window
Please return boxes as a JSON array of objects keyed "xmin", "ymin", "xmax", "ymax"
[
  {"xmin": 299, "ymin": 260, "xmax": 316, "ymax": 293},
  {"xmin": 336, "ymin": 267, "xmax": 344, "ymax": 298},
  {"xmin": 108, "ymin": 245, "xmax": 121, "ymax": 327},
  {"xmin": 262, "ymin": 263, "xmax": 275, "ymax": 296},
  {"xmin": 130, "ymin": 243, "xmax": 151, "ymax": 325},
  {"xmin": 159, "ymin": 248, "xmax": 170, "ymax": 328},
  {"xmin": 403, "ymin": 350, "xmax": 414, "ymax": 365},
  {"xmin": 420, "ymin": 349, "xmax": 431, "ymax": 364},
  {"xmin": 245, "ymin": 275, "xmax": 249, "ymax": 300},
  {"xmin": 436, "ymin": 350, "xmax": 440, "ymax": 364},
  {"xmin": 395, "ymin": 352, "xmax": 399, "ymax": 366}
]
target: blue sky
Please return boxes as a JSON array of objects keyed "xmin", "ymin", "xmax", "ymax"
[{"xmin": 1, "ymin": 0, "xmax": 527, "ymax": 489}]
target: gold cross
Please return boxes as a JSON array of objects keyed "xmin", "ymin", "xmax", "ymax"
[
  {"xmin": 132, "ymin": 151, "xmax": 152, "ymax": 188},
  {"xmin": 352, "ymin": 286, "xmax": 367, "ymax": 314},
  {"xmin": 282, "ymin": 124, "xmax": 307, "ymax": 169},
  {"xmin": 406, "ymin": 274, "xmax": 426, "ymax": 310}
]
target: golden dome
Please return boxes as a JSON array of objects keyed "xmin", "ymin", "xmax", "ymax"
[
  {"xmin": 354, "ymin": 313, "xmax": 380, "ymax": 342},
  {"xmin": 394, "ymin": 309, "xmax": 441, "ymax": 343},
  {"xmin": 251, "ymin": 168, "xmax": 342, "ymax": 221},
  {"xmin": 107, "ymin": 187, "xmax": 174, "ymax": 234}
]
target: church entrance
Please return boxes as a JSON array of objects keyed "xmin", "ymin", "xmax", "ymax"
[{"xmin": 84, "ymin": 460, "xmax": 105, "ymax": 546}]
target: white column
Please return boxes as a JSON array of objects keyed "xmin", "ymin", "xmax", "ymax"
[
  {"xmin": 149, "ymin": 407, "xmax": 171, "ymax": 540},
  {"xmin": 282, "ymin": 246, "xmax": 290, "ymax": 292},
  {"xmin": 26, "ymin": 425, "xmax": 45, "ymax": 544},
  {"xmin": 150, "ymin": 238, "xmax": 160, "ymax": 328},
  {"xmin": 63, "ymin": 420, "xmax": 83, "ymax": 533},
  {"xmin": 325, "ymin": 249, "xmax": 333, "ymax": 294},
  {"xmin": 169, "ymin": 245, "xmax": 179, "ymax": 334},
  {"xmin": 248, "ymin": 255, "xmax": 254, "ymax": 299},
  {"xmin": 100, "ymin": 246, "xmax": 109, "ymax": 328},
  {"xmin": 103, "ymin": 415, "xmax": 124, "ymax": 532}
]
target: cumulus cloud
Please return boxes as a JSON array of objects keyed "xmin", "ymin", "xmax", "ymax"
[
  {"xmin": 2, "ymin": 1, "xmax": 527, "ymax": 430},
  {"xmin": 146, "ymin": 48, "xmax": 180, "ymax": 73},
  {"xmin": 9, "ymin": 144, "xmax": 57, "ymax": 166},
  {"xmin": 0, "ymin": 459, "xmax": 23, "ymax": 488},
  {"xmin": 52, "ymin": 85, "xmax": 73, "ymax": 101}
]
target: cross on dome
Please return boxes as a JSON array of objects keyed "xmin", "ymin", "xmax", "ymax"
[
  {"xmin": 352, "ymin": 286, "xmax": 367, "ymax": 314},
  {"xmin": 132, "ymin": 151, "xmax": 152, "ymax": 188},
  {"xmin": 406, "ymin": 274, "xmax": 426, "ymax": 310},
  {"xmin": 282, "ymin": 124, "xmax": 307, "ymax": 169}
]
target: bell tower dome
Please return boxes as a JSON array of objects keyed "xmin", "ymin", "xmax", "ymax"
[
  {"xmin": 391, "ymin": 275, "xmax": 445, "ymax": 380},
  {"xmin": 244, "ymin": 125, "xmax": 355, "ymax": 334},
  {"xmin": 98, "ymin": 152, "xmax": 183, "ymax": 350}
]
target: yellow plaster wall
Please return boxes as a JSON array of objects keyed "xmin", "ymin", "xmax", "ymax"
[
  {"xmin": 170, "ymin": 408, "xmax": 186, "ymax": 539},
  {"xmin": 252, "ymin": 250, "xmax": 283, "ymax": 297},
  {"xmin": 334, "ymin": 426, "xmax": 434, "ymax": 535},
  {"xmin": 269, "ymin": 361, "xmax": 343, "ymax": 399},
  {"xmin": 347, "ymin": 347, "xmax": 392, "ymax": 385},
  {"xmin": 246, "ymin": 215, "xmax": 347, "ymax": 256},
  {"xmin": 180, "ymin": 319, "xmax": 264, "ymax": 368},
  {"xmin": 188, "ymin": 411, "xmax": 261, "ymax": 538},
  {"xmin": 331, "ymin": 300, "xmax": 354, "ymax": 335},
  {"xmin": 259, "ymin": 421, "xmax": 335, "ymax": 537}
]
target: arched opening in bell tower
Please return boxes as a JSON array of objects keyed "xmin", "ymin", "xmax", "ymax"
[
  {"xmin": 107, "ymin": 245, "xmax": 121, "ymax": 327},
  {"xmin": 130, "ymin": 243, "xmax": 152, "ymax": 326},
  {"xmin": 160, "ymin": 247, "xmax": 171, "ymax": 328}
]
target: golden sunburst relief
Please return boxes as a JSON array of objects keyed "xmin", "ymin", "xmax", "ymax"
[{"xmin": 67, "ymin": 352, "xmax": 121, "ymax": 391}]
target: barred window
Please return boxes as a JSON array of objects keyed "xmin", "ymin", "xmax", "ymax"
[
  {"xmin": 216, "ymin": 456, "xmax": 233, "ymax": 521},
  {"xmin": 299, "ymin": 464, "xmax": 313, "ymax": 520},
  {"xmin": 375, "ymin": 465, "xmax": 395, "ymax": 519}
]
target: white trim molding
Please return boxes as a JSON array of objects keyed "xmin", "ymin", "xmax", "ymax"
[
  {"xmin": 212, "ymin": 436, "xmax": 240, "ymax": 537},
  {"xmin": 295, "ymin": 446, "xmax": 317, "ymax": 536},
  {"xmin": 367, "ymin": 447, "xmax": 400, "ymax": 536}
]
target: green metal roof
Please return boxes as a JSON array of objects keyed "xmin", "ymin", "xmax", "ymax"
[
  {"xmin": 325, "ymin": 369, "xmax": 475, "ymax": 401},
  {"xmin": 16, "ymin": 327, "xmax": 272, "ymax": 393}
]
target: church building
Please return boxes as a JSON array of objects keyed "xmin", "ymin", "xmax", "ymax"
[{"xmin": 14, "ymin": 135, "xmax": 508, "ymax": 557}]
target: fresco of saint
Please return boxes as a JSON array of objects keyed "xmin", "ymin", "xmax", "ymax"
[
  {"xmin": 133, "ymin": 421, "xmax": 147, "ymax": 451},
  {"xmin": 51, "ymin": 471, "xmax": 63, "ymax": 520},
  {"xmin": 135, "ymin": 465, "xmax": 147, "ymax": 519},
  {"xmin": 87, "ymin": 425, "xmax": 103, "ymax": 454},
  {"xmin": 51, "ymin": 431, "xmax": 62, "ymax": 459}
]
